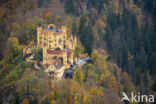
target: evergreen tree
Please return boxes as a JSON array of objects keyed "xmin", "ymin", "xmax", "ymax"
[{"xmin": 79, "ymin": 15, "xmax": 94, "ymax": 55}]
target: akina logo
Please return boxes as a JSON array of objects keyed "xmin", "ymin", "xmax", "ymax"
[{"xmin": 121, "ymin": 92, "xmax": 154, "ymax": 103}]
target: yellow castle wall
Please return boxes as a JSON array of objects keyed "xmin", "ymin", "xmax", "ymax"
[
  {"xmin": 38, "ymin": 24, "xmax": 77, "ymax": 66},
  {"xmin": 43, "ymin": 48, "xmax": 69, "ymax": 65},
  {"xmin": 37, "ymin": 25, "xmax": 70, "ymax": 50}
]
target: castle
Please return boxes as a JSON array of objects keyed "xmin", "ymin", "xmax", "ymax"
[{"xmin": 37, "ymin": 24, "xmax": 77, "ymax": 79}]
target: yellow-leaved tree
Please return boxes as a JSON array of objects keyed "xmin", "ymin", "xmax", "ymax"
[{"xmin": 21, "ymin": 98, "xmax": 29, "ymax": 104}]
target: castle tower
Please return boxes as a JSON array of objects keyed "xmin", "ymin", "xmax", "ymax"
[
  {"xmin": 61, "ymin": 26, "xmax": 67, "ymax": 33},
  {"xmin": 73, "ymin": 34, "xmax": 77, "ymax": 50},
  {"xmin": 61, "ymin": 26, "xmax": 67, "ymax": 39},
  {"xmin": 43, "ymin": 47, "xmax": 47, "ymax": 65},
  {"xmin": 61, "ymin": 26, "xmax": 67, "ymax": 49},
  {"xmin": 37, "ymin": 27, "xmax": 42, "ymax": 48},
  {"xmin": 70, "ymin": 52, "xmax": 74, "ymax": 64},
  {"xmin": 62, "ymin": 52, "xmax": 67, "ymax": 65},
  {"xmin": 66, "ymin": 34, "xmax": 74, "ymax": 50},
  {"xmin": 71, "ymin": 34, "xmax": 74, "ymax": 50}
]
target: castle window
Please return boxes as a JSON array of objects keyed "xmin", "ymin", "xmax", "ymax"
[
  {"xmin": 40, "ymin": 41, "xmax": 42, "ymax": 44},
  {"xmin": 59, "ymin": 39, "xmax": 62, "ymax": 45},
  {"xmin": 55, "ymin": 44, "xmax": 57, "ymax": 46},
  {"xmin": 64, "ymin": 36, "xmax": 65, "ymax": 39},
  {"xmin": 44, "ymin": 37, "xmax": 46, "ymax": 40},
  {"xmin": 53, "ymin": 56, "xmax": 57, "ymax": 59},
  {"xmin": 44, "ymin": 42, "xmax": 46, "ymax": 46},
  {"xmin": 49, "ymin": 40, "xmax": 52, "ymax": 43},
  {"xmin": 40, "ymin": 37, "xmax": 42, "ymax": 39}
]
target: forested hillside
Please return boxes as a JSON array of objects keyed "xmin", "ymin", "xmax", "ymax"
[{"xmin": 0, "ymin": 0, "xmax": 156, "ymax": 104}]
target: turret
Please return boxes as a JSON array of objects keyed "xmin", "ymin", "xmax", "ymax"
[
  {"xmin": 69, "ymin": 34, "xmax": 74, "ymax": 41},
  {"xmin": 61, "ymin": 26, "xmax": 67, "ymax": 33},
  {"xmin": 73, "ymin": 34, "xmax": 77, "ymax": 50}
]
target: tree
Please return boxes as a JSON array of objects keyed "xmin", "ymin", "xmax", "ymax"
[
  {"xmin": 120, "ymin": 72, "xmax": 130, "ymax": 85},
  {"xmin": 3, "ymin": 37, "xmax": 21, "ymax": 69},
  {"xmin": 55, "ymin": 16, "xmax": 63, "ymax": 28},
  {"xmin": 74, "ymin": 46, "xmax": 84, "ymax": 59},
  {"xmin": 72, "ymin": 20, "xmax": 78, "ymax": 35},
  {"xmin": 95, "ymin": 19, "xmax": 106, "ymax": 37},
  {"xmin": 73, "ymin": 68, "xmax": 85, "ymax": 84},
  {"xmin": 21, "ymin": 98, "xmax": 29, "ymax": 104},
  {"xmin": 91, "ymin": 49, "xmax": 99, "ymax": 63},
  {"xmin": 104, "ymin": 25, "xmax": 113, "ymax": 50},
  {"xmin": 33, "ymin": 49, "xmax": 43, "ymax": 61},
  {"xmin": 149, "ymin": 52, "xmax": 156, "ymax": 75},
  {"xmin": 88, "ymin": 0, "xmax": 97, "ymax": 7},
  {"xmin": 120, "ymin": 72, "xmax": 135, "ymax": 93},
  {"xmin": 89, "ymin": 8, "xmax": 98, "ymax": 25},
  {"xmin": 152, "ymin": 79, "xmax": 156, "ymax": 91},
  {"xmin": 135, "ymin": 48, "xmax": 148, "ymax": 72},
  {"xmin": 44, "ymin": 11, "xmax": 52, "ymax": 23},
  {"xmin": 65, "ymin": 0, "xmax": 75, "ymax": 14},
  {"xmin": 79, "ymin": 15, "xmax": 94, "ymax": 55},
  {"xmin": 37, "ymin": 0, "xmax": 52, "ymax": 7}
]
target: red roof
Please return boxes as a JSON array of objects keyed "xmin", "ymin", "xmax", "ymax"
[
  {"xmin": 47, "ymin": 49, "xmax": 72, "ymax": 58},
  {"xmin": 67, "ymin": 51, "xmax": 72, "ymax": 58},
  {"xmin": 47, "ymin": 49, "xmax": 63, "ymax": 55}
]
